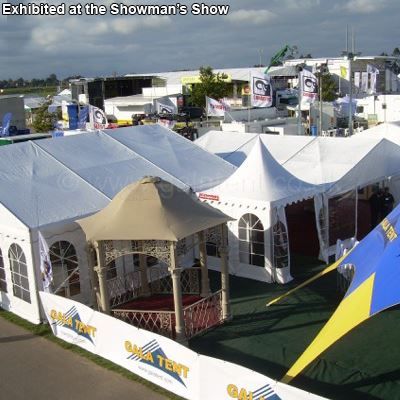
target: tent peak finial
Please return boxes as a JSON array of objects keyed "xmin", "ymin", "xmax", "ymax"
[{"xmin": 140, "ymin": 176, "xmax": 161, "ymax": 184}]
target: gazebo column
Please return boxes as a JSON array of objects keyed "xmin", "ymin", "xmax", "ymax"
[
  {"xmin": 219, "ymin": 224, "xmax": 231, "ymax": 321},
  {"xmin": 170, "ymin": 242, "xmax": 186, "ymax": 343},
  {"xmin": 94, "ymin": 241, "xmax": 110, "ymax": 315},
  {"xmin": 139, "ymin": 250, "xmax": 150, "ymax": 297},
  {"xmin": 86, "ymin": 243, "xmax": 99, "ymax": 309},
  {"xmin": 197, "ymin": 231, "xmax": 210, "ymax": 297}
]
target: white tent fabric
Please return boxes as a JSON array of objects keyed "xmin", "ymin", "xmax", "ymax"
[
  {"xmin": 195, "ymin": 130, "xmax": 314, "ymax": 167},
  {"xmin": 327, "ymin": 138, "xmax": 400, "ymax": 196},
  {"xmin": 283, "ymin": 135, "xmax": 382, "ymax": 185},
  {"xmin": 0, "ymin": 125, "xmax": 236, "ymax": 229},
  {"xmin": 201, "ymin": 136, "xmax": 321, "ymax": 207}
]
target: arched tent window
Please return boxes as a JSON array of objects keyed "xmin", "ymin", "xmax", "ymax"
[
  {"xmin": 49, "ymin": 241, "xmax": 80, "ymax": 297},
  {"xmin": 0, "ymin": 248, "xmax": 7, "ymax": 292},
  {"xmin": 239, "ymin": 214, "xmax": 265, "ymax": 267},
  {"xmin": 8, "ymin": 244, "xmax": 30, "ymax": 303}
]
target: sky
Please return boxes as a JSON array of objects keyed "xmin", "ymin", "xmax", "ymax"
[{"xmin": 1, "ymin": 0, "xmax": 400, "ymax": 79}]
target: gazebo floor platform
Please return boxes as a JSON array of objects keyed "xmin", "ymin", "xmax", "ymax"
[{"xmin": 112, "ymin": 291, "xmax": 224, "ymax": 340}]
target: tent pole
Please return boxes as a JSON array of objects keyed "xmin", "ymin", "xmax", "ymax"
[
  {"xmin": 197, "ymin": 231, "xmax": 211, "ymax": 297},
  {"xmin": 219, "ymin": 223, "xmax": 231, "ymax": 321},
  {"xmin": 170, "ymin": 241, "xmax": 186, "ymax": 344},
  {"xmin": 94, "ymin": 241, "xmax": 110, "ymax": 314}
]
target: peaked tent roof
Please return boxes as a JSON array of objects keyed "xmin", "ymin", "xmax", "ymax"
[
  {"xmin": 327, "ymin": 138, "xmax": 400, "ymax": 196},
  {"xmin": 283, "ymin": 135, "xmax": 381, "ymax": 185},
  {"xmin": 0, "ymin": 125, "xmax": 236, "ymax": 229},
  {"xmin": 77, "ymin": 176, "xmax": 232, "ymax": 242},
  {"xmin": 201, "ymin": 137, "xmax": 321, "ymax": 207},
  {"xmin": 195, "ymin": 130, "xmax": 314, "ymax": 167}
]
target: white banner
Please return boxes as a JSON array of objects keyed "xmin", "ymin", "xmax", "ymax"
[
  {"xmin": 155, "ymin": 96, "xmax": 177, "ymax": 114},
  {"xmin": 206, "ymin": 97, "xmax": 229, "ymax": 117},
  {"xmin": 354, "ymin": 72, "xmax": 360, "ymax": 89},
  {"xmin": 38, "ymin": 232, "xmax": 53, "ymax": 292},
  {"xmin": 300, "ymin": 70, "xmax": 318, "ymax": 105},
  {"xmin": 90, "ymin": 105, "xmax": 108, "ymax": 129},
  {"xmin": 361, "ymin": 72, "xmax": 369, "ymax": 92},
  {"xmin": 39, "ymin": 292, "xmax": 326, "ymax": 400},
  {"xmin": 251, "ymin": 73, "xmax": 273, "ymax": 108}
]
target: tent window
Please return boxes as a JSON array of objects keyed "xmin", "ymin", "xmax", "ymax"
[
  {"xmin": 8, "ymin": 244, "xmax": 30, "ymax": 303},
  {"xmin": 0, "ymin": 248, "xmax": 7, "ymax": 293},
  {"xmin": 49, "ymin": 241, "xmax": 80, "ymax": 297},
  {"xmin": 238, "ymin": 213, "xmax": 265, "ymax": 267}
]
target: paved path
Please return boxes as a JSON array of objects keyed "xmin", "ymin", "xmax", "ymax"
[{"xmin": 0, "ymin": 317, "xmax": 168, "ymax": 400}]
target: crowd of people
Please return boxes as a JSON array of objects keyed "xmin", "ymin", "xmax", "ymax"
[{"xmin": 369, "ymin": 187, "xmax": 395, "ymax": 228}]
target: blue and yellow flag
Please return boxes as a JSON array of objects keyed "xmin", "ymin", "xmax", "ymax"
[{"xmin": 282, "ymin": 205, "xmax": 400, "ymax": 383}]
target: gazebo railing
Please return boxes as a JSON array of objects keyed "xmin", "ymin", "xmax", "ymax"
[
  {"xmin": 150, "ymin": 267, "xmax": 201, "ymax": 295},
  {"xmin": 112, "ymin": 289, "xmax": 223, "ymax": 340},
  {"xmin": 107, "ymin": 265, "xmax": 201, "ymax": 308},
  {"xmin": 112, "ymin": 309, "xmax": 175, "ymax": 338},
  {"xmin": 184, "ymin": 290, "xmax": 223, "ymax": 338},
  {"xmin": 108, "ymin": 270, "xmax": 141, "ymax": 308}
]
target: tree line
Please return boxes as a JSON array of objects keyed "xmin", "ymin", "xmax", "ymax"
[{"xmin": 0, "ymin": 74, "xmax": 82, "ymax": 89}]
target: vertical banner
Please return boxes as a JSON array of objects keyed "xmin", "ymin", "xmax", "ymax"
[
  {"xmin": 1, "ymin": 112, "xmax": 12, "ymax": 137},
  {"xmin": 300, "ymin": 70, "xmax": 318, "ymax": 106},
  {"xmin": 78, "ymin": 105, "xmax": 89, "ymax": 130},
  {"xmin": 251, "ymin": 72, "xmax": 272, "ymax": 108},
  {"xmin": 354, "ymin": 72, "xmax": 360, "ymax": 89},
  {"xmin": 38, "ymin": 232, "xmax": 53, "ymax": 292},
  {"xmin": 361, "ymin": 72, "xmax": 369, "ymax": 92},
  {"xmin": 89, "ymin": 105, "xmax": 108, "ymax": 130}
]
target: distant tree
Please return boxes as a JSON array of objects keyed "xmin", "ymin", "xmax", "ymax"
[
  {"xmin": 32, "ymin": 101, "xmax": 56, "ymax": 132},
  {"xmin": 300, "ymin": 53, "xmax": 313, "ymax": 59},
  {"xmin": 190, "ymin": 66, "xmax": 230, "ymax": 108},
  {"xmin": 380, "ymin": 52, "xmax": 388, "ymax": 56},
  {"xmin": 46, "ymin": 73, "xmax": 58, "ymax": 86},
  {"xmin": 392, "ymin": 47, "xmax": 400, "ymax": 57},
  {"xmin": 315, "ymin": 72, "xmax": 338, "ymax": 102}
]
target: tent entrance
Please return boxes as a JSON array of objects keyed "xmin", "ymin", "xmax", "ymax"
[{"xmin": 286, "ymin": 199, "xmax": 320, "ymax": 260}]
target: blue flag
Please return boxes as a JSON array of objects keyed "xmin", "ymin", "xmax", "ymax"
[
  {"xmin": 1, "ymin": 112, "xmax": 12, "ymax": 137},
  {"xmin": 78, "ymin": 106, "xmax": 89, "ymax": 129}
]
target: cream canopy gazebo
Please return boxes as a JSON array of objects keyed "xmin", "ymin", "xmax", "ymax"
[{"xmin": 77, "ymin": 176, "xmax": 233, "ymax": 342}]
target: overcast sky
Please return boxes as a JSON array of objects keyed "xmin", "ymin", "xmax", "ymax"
[{"xmin": 1, "ymin": 0, "xmax": 400, "ymax": 79}]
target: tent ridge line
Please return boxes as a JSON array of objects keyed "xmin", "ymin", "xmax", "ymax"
[{"xmin": 101, "ymin": 130, "xmax": 192, "ymax": 192}]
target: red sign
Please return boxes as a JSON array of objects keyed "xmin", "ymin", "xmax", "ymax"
[{"xmin": 199, "ymin": 193, "xmax": 220, "ymax": 201}]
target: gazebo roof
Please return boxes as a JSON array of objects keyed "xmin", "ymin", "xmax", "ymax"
[{"xmin": 77, "ymin": 176, "xmax": 232, "ymax": 242}]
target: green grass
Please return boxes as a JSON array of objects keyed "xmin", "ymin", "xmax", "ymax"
[
  {"xmin": 190, "ymin": 256, "xmax": 400, "ymax": 400},
  {"xmin": 1, "ymin": 86, "xmax": 58, "ymax": 97},
  {"xmin": 0, "ymin": 309, "xmax": 183, "ymax": 400}
]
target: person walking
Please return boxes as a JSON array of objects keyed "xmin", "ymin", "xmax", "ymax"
[
  {"xmin": 369, "ymin": 188, "xmax": 382, "ymax": 228},
  {"xmin": 381, "ymin": 187, "xmax": 395, "ymax": 218}
]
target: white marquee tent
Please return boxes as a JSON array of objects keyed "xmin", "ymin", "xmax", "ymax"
[
  {"xmin": 198, "ymin": 137, "xmax": 323, "ymax": 283},
  {"xmin": 196, "ymin": 129, "xmax": 400, "ymax": 273},
  {"xmin": 0, "ymin": 125, "xmax": 236, "ymax": 323}
]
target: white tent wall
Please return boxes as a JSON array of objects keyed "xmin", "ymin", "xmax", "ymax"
[
  {"xmin": 37, "ymin": 223, "xmax": 92, "ymax": 307},
  {"xmin": 199, "ymin": 199, "xmax": 274, "ymax": 283},
  {"xmin": 0, "ymin": 204, "xmax": 42, "ymax": 323}
]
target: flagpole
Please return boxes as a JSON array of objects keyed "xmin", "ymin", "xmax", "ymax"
[
  {"xmin": 248, "ymin": 71, "xmax": 251, "ymax": 124},
  {"xmin": 297, "ymin": 66, "xmax": 302, "ymax": 135},
  {"xmin": 205, "ymin": 95, "xmax": 209, "ymax": 127}
]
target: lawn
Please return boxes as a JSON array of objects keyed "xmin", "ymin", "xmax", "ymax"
[{"xmin": 190, "ymin": 256, "xmax": 400, "ymax": 400}]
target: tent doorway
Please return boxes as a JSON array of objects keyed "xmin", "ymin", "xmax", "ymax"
[{"xmin": 286, "ymin": 199, "xmax": 320, "ymax": 258}]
